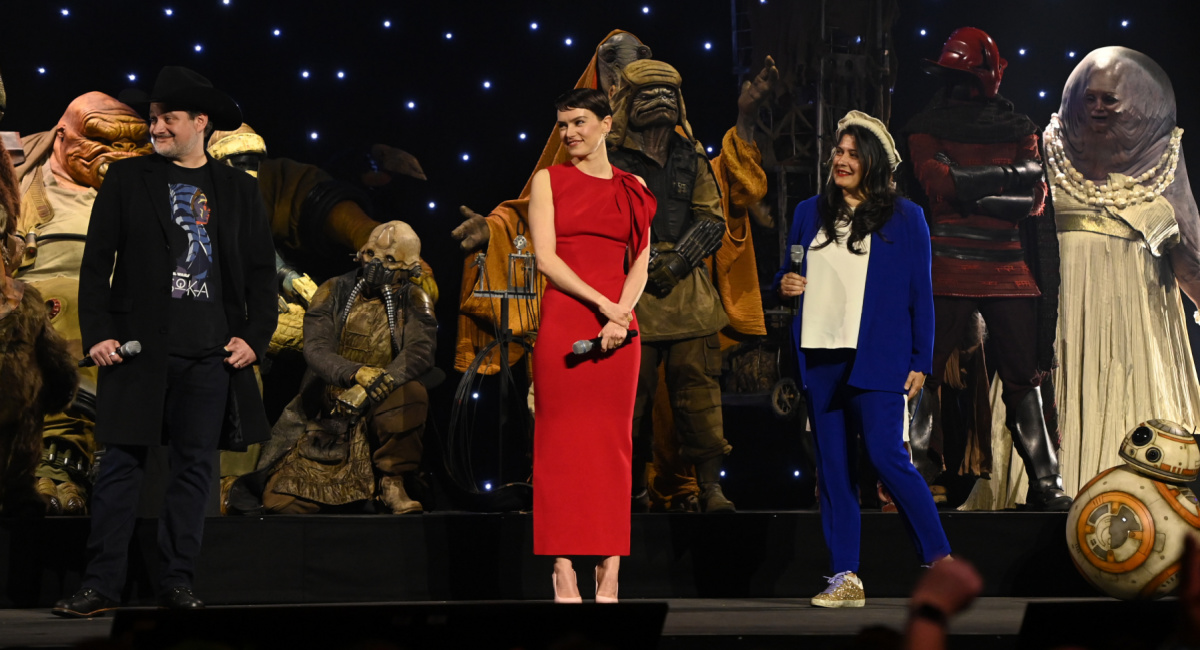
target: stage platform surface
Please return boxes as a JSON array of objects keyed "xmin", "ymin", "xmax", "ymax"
[
  {"xmin": 1, "ymin": 510, "xmax": 1093, "ymax": 609},
  {"xmin": 0, "ymin": 597, "xmax": 1121, "ymax": 650}
]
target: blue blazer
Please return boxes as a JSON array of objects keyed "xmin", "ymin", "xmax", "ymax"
[{"xmin": 771, "ymin": 196, "xmax": 934, "ymax": 394}]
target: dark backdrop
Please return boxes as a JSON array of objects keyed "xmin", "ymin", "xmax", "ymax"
[
  {"xmin": 4, "ymin": 0, "xmax": 1195, "ymax": 369},
  {"xmin": 3, "ymin": 0, "xmax": 1196, "ymax": 506}
]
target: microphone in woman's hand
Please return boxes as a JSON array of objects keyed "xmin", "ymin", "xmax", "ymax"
[
  {"xmin": 790, "ymin": 244, "xmax": 805, "ymax": 309},
  {"xmin": 572, "ymin": 330, "xmax": 639, "ymax": 355}
]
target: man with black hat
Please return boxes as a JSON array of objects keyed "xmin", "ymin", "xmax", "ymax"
[{"xmin": 52, "ymin": 66, "xmax": 276, "ymax": 616}]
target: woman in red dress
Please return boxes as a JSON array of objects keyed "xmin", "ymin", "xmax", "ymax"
[{"xmin": 529, "ymin": 88, "xmax": 655, "ymax": 603}]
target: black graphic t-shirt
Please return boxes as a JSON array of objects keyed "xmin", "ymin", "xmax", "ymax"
[{"xmin": 166, "ymin": 163, "xmax": 227, "ymax": 357}]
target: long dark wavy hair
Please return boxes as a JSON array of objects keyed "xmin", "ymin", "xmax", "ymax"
[{"xmin": 811, "ymin": 124, "xmax": 900, "ymax": 255}]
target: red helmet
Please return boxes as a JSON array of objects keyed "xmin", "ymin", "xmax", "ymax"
[{"xmin": 927, "ymin": 27, "xmax": 1007, "ymax": 98}]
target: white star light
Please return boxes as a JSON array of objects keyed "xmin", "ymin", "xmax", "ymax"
[
  {"xmin": 919, "ymin": 29, "xmax": 927, "ymax": 36},
  {"xmin": 383, "ymin": 20, "xmax": 391, "ymax": 28},
  {"xmin": 720, "ymin": 470, "xmax": 726, "ymax": 477},
  {"xmin": 222, "ymin": 0, "xmax": 230, "ymax": 4},
  {"xmin": 309, "ymin": 132, "xmax": 319, "ymax": 140},
  {"xmin": 301, "ymin": 70, "xmax": 310, "ymax": 78},
  {"xmin": 127, "ymin": 73, "xmax": 137, "ymax": 81},
  {"xmin": 164, "ymin": 8, "xmax": 173, "ymax": 16},
  {"xmin": 194, "ymin": 43, "xmax": 203, "ymax": 52},
  {"xmin": 38, "ymin": 67, "xmax": 46, "ymax": 74},
  {"xmin": 706, "ymin": 146, "xmax": 713, "ymax": 153},
  {"xmin": 565, "ymin": 37, "xmax": 573, "ymax": 46},
  {"xmin": 1122, "ymin": 19, "xmax": 1130, "ymax": 27},
  {"xmin": 337, "ymin": 70, "xmax": 345, "ymax": 79},
  {"xmin": 642, "ymin": 5, "xmax": 650, "ymax": 13},
  {"xmin": 407, "ymin": 101, "xmax": 416, "ymax": 109},
  {"xmin": 461, "ymin": 153, "xmax": 470, "ymax": 161},
  {"xmin": 483, "ymin": 481, "xmax": 492, "ymax": 490},
  {"xmin": 1068, "ymin": 51, "xmax": 1076, "ymax": 58},
  {"xmin": 1039, "ymin": 90, "xmax": 1047, "ymax": 98},
  {"xmin": 704, "ymin": 42, "xmax": 712, "ymax": 50},
  {"xmin": 60, "ymin": 8, "xmax": 69, "ymax": 16},
  {"xmin": 273, "ymin": 28, "xmax": 281, "ymax": 36},
  {"xmin": 483, "ymin": 80, "xmax": 491, "ymax": 89},
  {"xmin": 1019, "ymin": 48, "xmax": 1027, "ymax": 56},
  {"xmin": 445, "ymin": 32, "xmax": 453, "ymax": 39},
  {"xmin": 519, "ymin": 132, "xmax": 527, "ymax": 140},
  {"xmin": 530, "ymin": 22, "xmax": 538, "ymax": 30},
  {"xmin": 428, "ymin": 201, "xmax": 436, "ymax": 209},
  {"xmin": 794, "ymin": 470, "xmax": 800, "ymax": 477}
]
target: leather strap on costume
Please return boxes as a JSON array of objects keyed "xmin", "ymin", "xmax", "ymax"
[
  {"xmin": 931, "ymin": 242, "xmax": 1025, "ymax": 262},
  {"xmin": 929, "ymin": 223, "xmax": 1021, "ymax": 242},
  {"xmin": 673, "ymin": 218, "xmax": 725, "ymax": 267},
  {"xmin": 1055, "ymin": 210, "xmax": 1140, "ymax": 242}
]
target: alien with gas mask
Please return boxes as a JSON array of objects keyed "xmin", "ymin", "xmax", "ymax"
[
  {"xmin": 234, "ymin": 221, "xmax": 437, "ymax": 515},
  {"xmin": 206, "ymin": 124, "xmax": 437, "ymax": 358},
  {"xmin": 8, "ymin": 92, "xmax": 152, "ymax": 514}
]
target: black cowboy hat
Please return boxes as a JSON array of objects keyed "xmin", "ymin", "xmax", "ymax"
[{"xmin": 149, "ymin": 66, "xmax": 242, "ymax": 130}]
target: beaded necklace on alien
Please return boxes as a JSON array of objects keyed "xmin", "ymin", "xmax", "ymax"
[{"xmin": 1043, "ymin": 114, "xmax": 1182, "ymax": 211}]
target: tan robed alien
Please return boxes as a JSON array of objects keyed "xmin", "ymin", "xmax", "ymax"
[{"xmin": 10, "ymin": 92, "xmax": 151, "ymax": 514}]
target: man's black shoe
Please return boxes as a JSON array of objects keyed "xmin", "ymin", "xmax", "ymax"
[
  {"xmin": 158, "ymin": 586, "xmax": 205, "ymax": 610},
  {"xmin": 51, "ymin": 588, "xmax": 119, "ymax": 618}
]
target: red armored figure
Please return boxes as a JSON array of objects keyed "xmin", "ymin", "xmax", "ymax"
[{"xmin": 901, "ymin": 27, "xmax": 1070, "ymax": 510}]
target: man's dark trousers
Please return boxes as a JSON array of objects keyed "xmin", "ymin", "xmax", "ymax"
[{"xmin": 81, "ymin": 354, "xmax": 229, "ymax": 599}]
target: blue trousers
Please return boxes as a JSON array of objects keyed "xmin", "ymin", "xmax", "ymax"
[
  {"xmin": 804, "ymin": 348, "xmax": 951, "ymax": 573},
  {"xmin": 82, "ymin": 354, "xmax": 228, "ymax": 599}
]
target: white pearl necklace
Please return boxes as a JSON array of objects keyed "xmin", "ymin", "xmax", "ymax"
[{"xmin": 1044, "ymin": 114, "xmax": 1182, "ymax": 210}]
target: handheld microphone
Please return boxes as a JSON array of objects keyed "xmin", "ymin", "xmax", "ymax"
[
  {"xmin": 571, "ymin": 330, "xmax": 639, "ymax": 355},
  {"xmin": 79, "ymin": 340, "xmax": 142, "ymax": 367},
  {"xmin": 789, "ymin": 244, "xmax": 805, "ymax": 274},
  {"xmin": 789, "ymin": 244, "xmax": 805, "ymax": 310}
]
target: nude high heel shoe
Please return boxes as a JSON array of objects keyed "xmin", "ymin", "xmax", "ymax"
[
  {"xmin": 553, "ymin": 569, "xmax": 582, "ymax": 604},
  {"xmin": 594, "ymin": 566, "xmax": 619, "ymax": 603}
]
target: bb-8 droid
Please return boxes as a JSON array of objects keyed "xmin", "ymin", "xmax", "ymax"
[{"xmin": 1066, "ymin": 419, "xmax": 1200, "ymax": 599}]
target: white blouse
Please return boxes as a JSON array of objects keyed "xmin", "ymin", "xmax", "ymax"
[{"xmin": 801, "ymin": 218, "xmax": 871, "ymax": 350}]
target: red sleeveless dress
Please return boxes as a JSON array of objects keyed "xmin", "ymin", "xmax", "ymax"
[{"xmin": 532, "ymin": 162, "xmax": 655, "ymax": 556}]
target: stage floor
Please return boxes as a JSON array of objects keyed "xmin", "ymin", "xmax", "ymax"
[
  {"xmin": 0, "ymin": 597, "xmax": 1111, "ymax": 649},
  {"xmin": 0, "ymin": 511, "xmax": 1094, "ymax": 608}
]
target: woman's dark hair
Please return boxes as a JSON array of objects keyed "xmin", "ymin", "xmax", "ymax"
[
  {"xmin": 812, "ymin": 124, "xmax": 900, "ymax": 255},
  {"xmin": 554, "ymin": 88, "xmax": 612, "ymax": 120}
]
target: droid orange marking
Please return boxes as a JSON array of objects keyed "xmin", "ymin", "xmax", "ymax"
[
  {"xmin": 1076, "ymin": 491, "xmax": 1155, "ymax": 574},
  {"xmin": 1155, "ymin": 482, "xmax": 1200, "ymax": 527}
]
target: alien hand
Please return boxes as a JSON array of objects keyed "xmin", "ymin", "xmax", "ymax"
[
  {"xmin": 452, "ymin": 206, "xmax": 491, "ymax": 252},
  {"xmin": 335, "ymin": 385, "xmax": 369, "ymax": 416},
  {"xmin": 354, "ymin": 366, "xmax": 396, "ymax": 402}
]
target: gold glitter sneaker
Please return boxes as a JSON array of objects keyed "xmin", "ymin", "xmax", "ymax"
[{"xmin": 811, "ymin": 571, "xmax": 865, "ymax": 608}]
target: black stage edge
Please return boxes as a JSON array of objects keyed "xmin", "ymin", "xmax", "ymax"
[
  {"xmin": 0, "ymin": 511, "xmax": 1093, "ymax": 608},
  {"xmin": 107, "ymin": 602, "xmax": 669, "ymax": 650}
]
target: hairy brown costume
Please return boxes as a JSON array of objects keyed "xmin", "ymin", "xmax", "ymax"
[{"xmin": 0, "ymin": 73, "xmax": 78, "ymax": 514}]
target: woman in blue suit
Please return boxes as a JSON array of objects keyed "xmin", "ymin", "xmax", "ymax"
[{"xmin": 775, "ymin": 111, "xmax": 951, "ymax": 608}]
